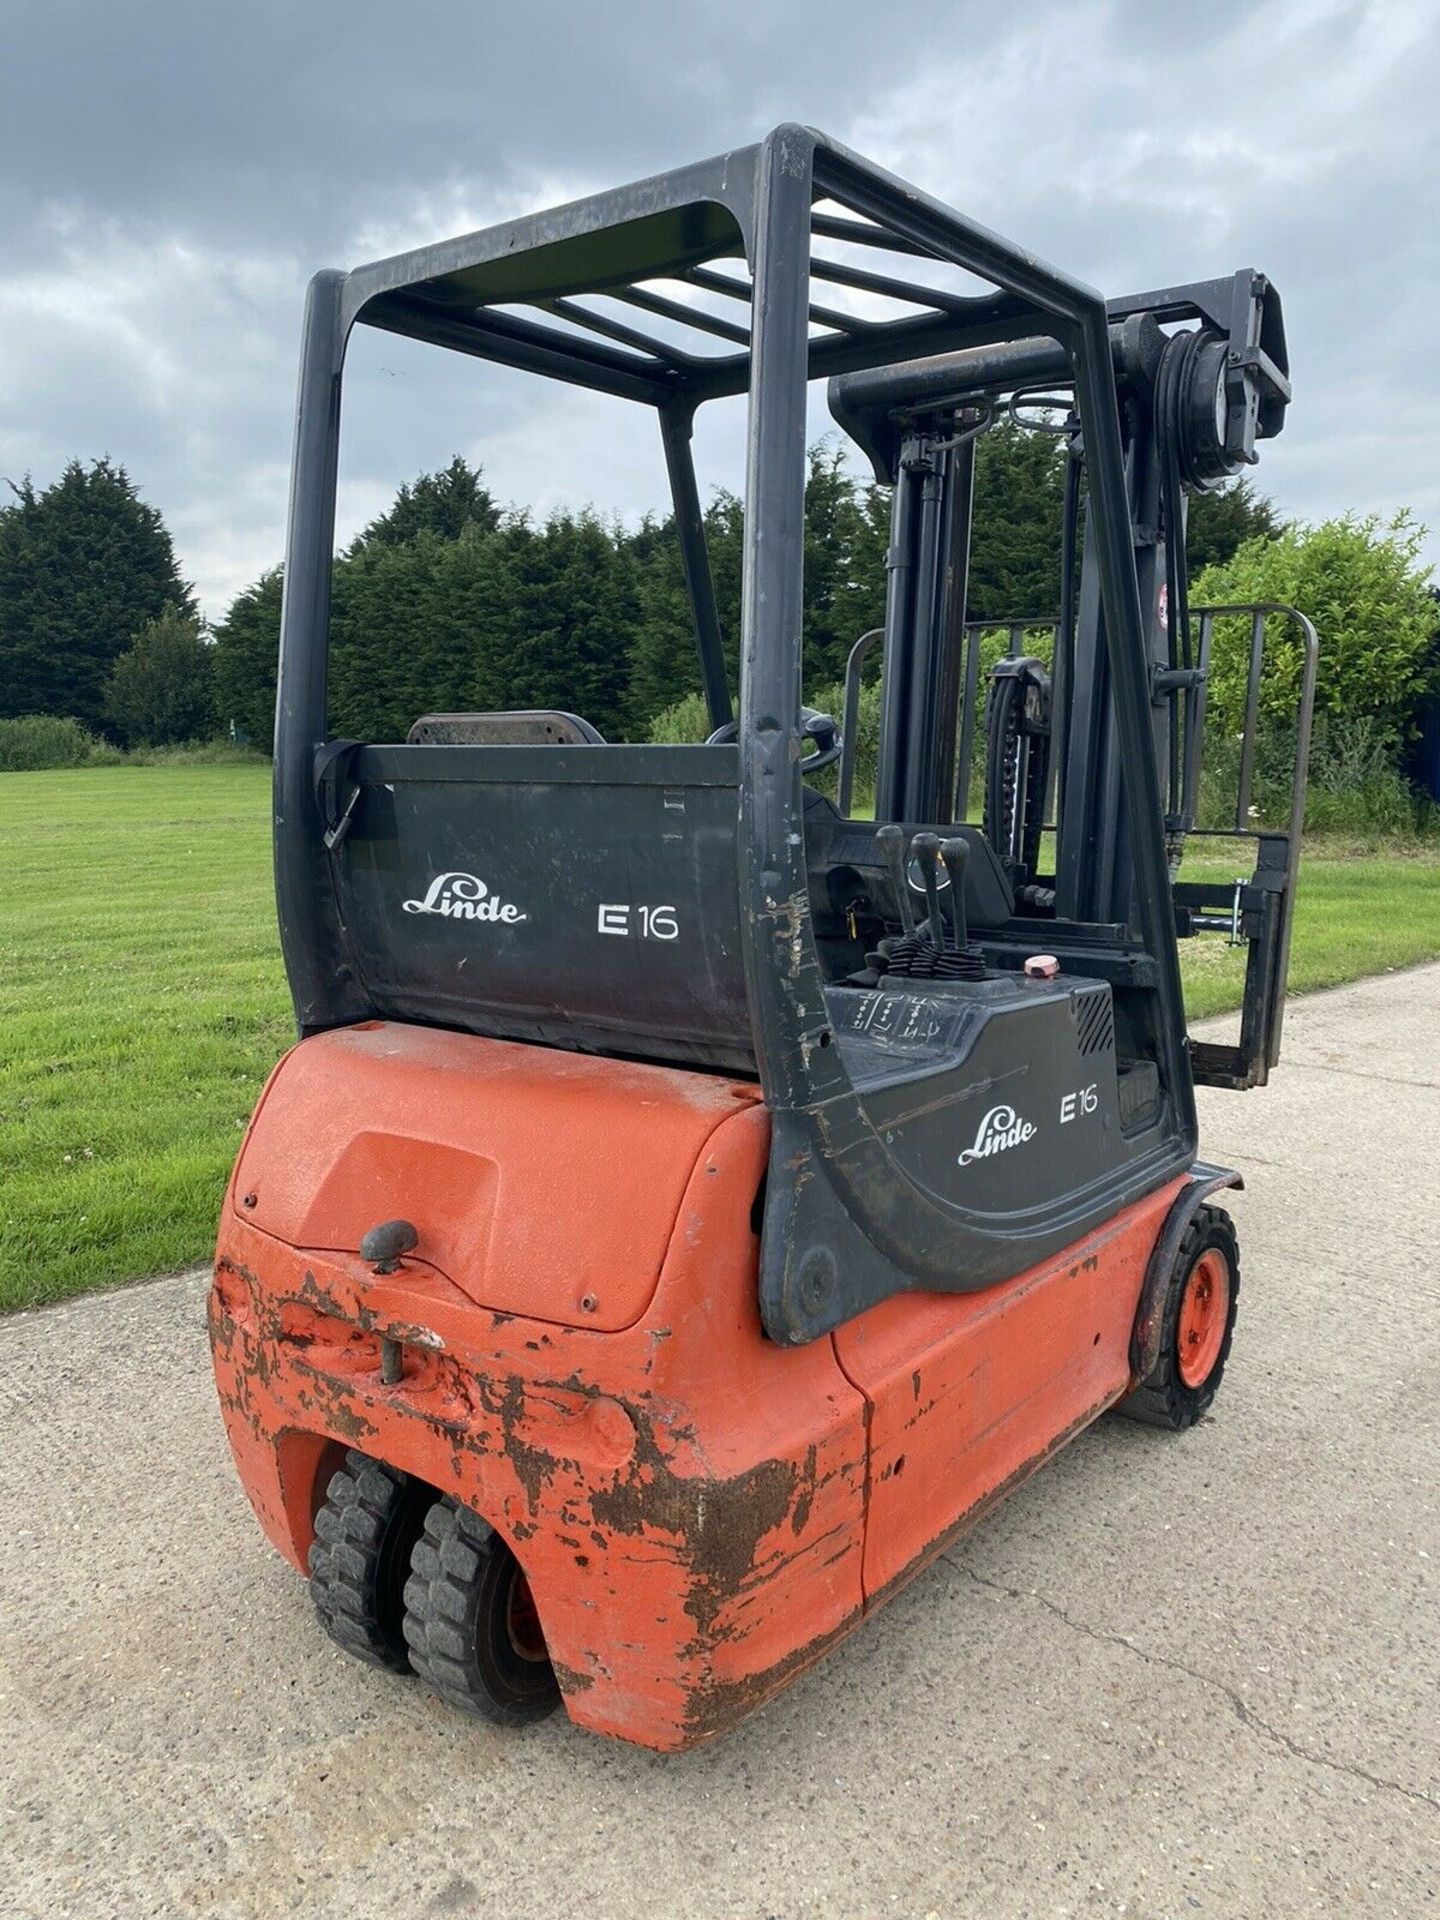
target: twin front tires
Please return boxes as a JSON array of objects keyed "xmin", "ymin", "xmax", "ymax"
[{"xmin": 308, "ymin": 1453, "xmax": 559, "ymax": 1724}]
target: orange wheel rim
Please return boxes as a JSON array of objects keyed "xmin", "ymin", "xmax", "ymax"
[{"xmin": 1177, "ymin": 1248, "xmax": 1229, "ymax": 1389}]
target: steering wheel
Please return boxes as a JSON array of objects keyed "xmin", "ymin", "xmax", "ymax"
[{"xmin": 705, "ymin": 706, "xmax": 843, "ymax": 775}]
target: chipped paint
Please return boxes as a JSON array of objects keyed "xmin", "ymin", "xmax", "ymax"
[
  {"xmin": 210, "ymin": 1028, "xmax": 1180, "ymax": 1752},
  {"xmin": 211, "ymin": 1074, "xmax": 869, "ymax": 1751}
]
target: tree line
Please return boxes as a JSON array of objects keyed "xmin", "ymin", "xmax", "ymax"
[
  {"xmin": 6, "ymin": 437, "xmax": 1433, "ymax": 789},
  {"xmin": 0, "ymin": 458, "xmax": 199, "ymax": 739},
  {"xmin": 1, "ymin": 431, "xmax": 1277, "ymax": 752},
  {"xmin": 215, "ymin": 434, "xmax": 1289, "ymax": 747}
]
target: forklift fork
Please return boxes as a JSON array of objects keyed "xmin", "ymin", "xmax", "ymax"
[{"xmin": 1173, "ymin": 600, "xmax": 1319, "ymax": 1087}]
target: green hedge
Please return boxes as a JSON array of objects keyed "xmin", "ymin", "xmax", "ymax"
[
  {"xmin": 0, "ymin": 715, "xmax": 115, "ymax": 771},
  {"xmin": 1194, "ymin": 512, "xmax": 1436, "ymax": 752},
  {"xmin": 648, "ymin": 679, "xmax": 883, "ymax": 808},
  {"xmin": 0, "ymin": 717, "xmax": 264, "ymax": 774}
]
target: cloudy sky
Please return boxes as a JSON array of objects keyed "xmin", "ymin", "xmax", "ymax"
[{"xmin": 2, "ymin": 0, "xmax": 1436, "ymax": 620}]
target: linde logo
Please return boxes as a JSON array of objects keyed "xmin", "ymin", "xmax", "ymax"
[
  {"xmin": 957, "ymin": 1103, "xmax": 1037, "ymax": 1166},
  {"xmin": 401, "ymin": 872, "xmax": 527, "ymax": 923}
]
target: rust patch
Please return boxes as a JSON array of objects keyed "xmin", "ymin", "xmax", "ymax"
[
  {"xmin": 296, "ymin": 1380, "xmax": 376, "ymax": 1444},
  {"xmin": 588, "ymin": 1419, "xmax": 799, "ymax": 1636},
  {"xmin": 681, "ymin": 1601, "xmax": 863, "ymax": 1744},
  {"xmin": 790, "ymin": 1444, "xmax": 818, "ymax": 1536},
  {"xmin": 473, "ymin": 1372, "xmax": 557, "ymax": 1516},
  {"xmin": 550, "ymin": 1659, "xmax": 596, "ymax": 1696},
  {"xmin": 296, "ymin": 1268, "xmax": 350, "ymax": 1321}
]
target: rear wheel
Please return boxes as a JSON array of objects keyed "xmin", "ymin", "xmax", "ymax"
[
  {"xmin": 403, "ymin": 1499, "xmax": 560, "ymax": 1725},
  {"xmin": 1116, "ymin": 1205, "xmax": 1240, "ymax": 1430},
  {"xmin": 308, "ymin": 1450, "xmax": 432, "ymax": 1673}
]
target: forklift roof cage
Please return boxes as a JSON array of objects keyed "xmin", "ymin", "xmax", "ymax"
[{"xmin": 276, "ymin": 125, "xmax": 1202, "ymax": 1343}]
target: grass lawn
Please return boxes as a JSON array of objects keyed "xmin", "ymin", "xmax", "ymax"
[
  {"xmin": 1, "ymin": 767, "xmax": 288, "ymax": 1313},
  {"xmin": 1176, "ymin": 837, "xmax": 1440, "ymax": 1018},
  {"xmin": 3, "ymin": 764, "xmax": 1438, "ymax": 1314}
]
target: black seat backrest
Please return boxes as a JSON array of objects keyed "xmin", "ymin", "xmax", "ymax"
[
  {"xmin": 407, "ymin": 710, "xmax": 605, "ymax": 746},
  {"xmin": 332, "ymin": 743, "xmax": 752, "ymax": 1072}
]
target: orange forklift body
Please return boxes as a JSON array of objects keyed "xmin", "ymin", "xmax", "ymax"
[{"xmin": 211, "ymin": 1020, "xmax": 1183, "ymax": 1751}]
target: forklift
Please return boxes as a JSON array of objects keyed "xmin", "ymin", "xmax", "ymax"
[{"xmin": 210, "ymin": 126, "xmax": 1316, "ymax": 1749}]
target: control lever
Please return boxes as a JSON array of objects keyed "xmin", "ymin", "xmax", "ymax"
[
  {"xmin": 940, "ymin": 836, "xmax": 988, "ymax": 980},
  {"xmin": 940, "ymin": 838, "xmax": 971, "ymax": 948},
  {"xmin": 856, "ymin": 827, "xmax": 986, "ymax": 986},
  {"xmin": 909, "ymin": 833, "xmax": 946, "ymax": 951},
  {"xmin": 876, "ymin": 823, "xmax": 915, "ymax": 935}
]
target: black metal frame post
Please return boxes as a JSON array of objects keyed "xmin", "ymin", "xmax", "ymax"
[
  {"xmin": 1068, "ymin": 303, "xmax": 1196, "ymax": 1154},
  {"xmin": 903, "ymin": 436, "xmax": 949, "ymax": 817},
  {"xmin": 873, "ymin": 442, "xmax": 919, "ymax": 820},
  {"xmin": 934, "ymin": 434, "xmax": 977, "ymax": 820},
  {"xmin": 273, "ymin": 268, "xmax": 368, "ymax": 1036},
  {"xmin": 658, "ymin": 404, "xmax": 732, "ymax": 731},
  {"xmin": 873, "ymin": 418, "xmax": 981, "ymax": 826},
  {"xmin": 739, "ymin": 128, "xmax": 842, "ymax": 1119}
]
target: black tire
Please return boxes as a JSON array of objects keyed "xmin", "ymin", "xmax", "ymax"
[
  {"xmin": 403, "ymin": 1499, "xmax": 560, "ymax": 1725},
  {"xmin": 1115, "ymin": 1205, "xmax": 1240, "ymax": 1431},
  {"xmin": 308, "ymin": 1450, "xmax": 433, "ymax": 1673}
]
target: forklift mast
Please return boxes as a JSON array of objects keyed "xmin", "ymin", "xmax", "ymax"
[{"xmin": 831, "ymin": 272, "xmax": 1314, "ymax": 1091}]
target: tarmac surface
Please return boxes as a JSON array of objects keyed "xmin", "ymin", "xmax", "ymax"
[{"xmin": 2, "ymin": 965, "xmax": 1436, "ymax": 1920}]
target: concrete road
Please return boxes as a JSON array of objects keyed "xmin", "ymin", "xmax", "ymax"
[{"xmin": 3, "ymin": 968, "xmax": 1436, "ymax": 1920}]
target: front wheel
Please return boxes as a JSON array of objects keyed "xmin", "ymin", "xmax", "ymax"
[
  {"xmin": 1115, "ymin": 1205, "xmax": 1240, "ymax": 1430},
  {"xmin": 403, "ymin": 1499, "xmax": 560, "ymax": 1725}
]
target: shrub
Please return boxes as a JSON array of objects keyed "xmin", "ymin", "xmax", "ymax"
[
  {"xmin": 1197, "ymin": 713, "xmax": 1437, "ymax": 840},
  {"xmin": 648, "ymin": 636, "xmax": 1059, "ymax": 818},
  {"xmin": 1193, "ymin": 512, "xmax": 1436, "ymax": 753},
  {"xmin": 649, "ymin": 680, "xmax": 885, "ymax": 810},
  {"xmin": 105, "ymin": 606, "xmax": 216, "ymax": 748},
  {"xmin": 0, "ymin": 714, "xmax": 113, "ymax": 771},
  {"xmin": 119, "ymin": 738, "xmax": 269, "ymax": 768},
  {"xmin": 648, "ymin": 690, "xmax": 711, "ymax": 746},
  {"xmin": 1303, "ymin": 715, "xmax": 1435, "ymax": 837},
  {"xmin": 807, "ymin": 677, "xmax": 881, "ymax": 809}
]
